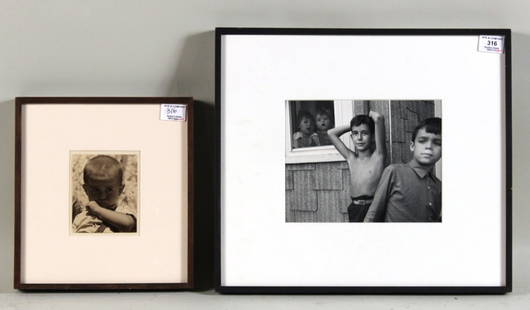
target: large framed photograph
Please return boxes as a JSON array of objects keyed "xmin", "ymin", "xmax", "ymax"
[
  {"xmin": 15, "ymin": 97, "xmax": 194, "ymax": 290},
  {"xmin": 216, "ymin": 28, "xmax": 511, "ymax": 293}
]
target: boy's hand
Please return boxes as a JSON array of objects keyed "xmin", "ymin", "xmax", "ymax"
[
  {"xmin": 369, "ymin": 110, "xmax": 382, "ymax": 121},
  {"xmin": 86, "ymin": 201, "xmax": 103, "ymax": 217},
  {"xmin": 311, "ymin": 133, "xmax": 320, "ymax": 146},
  {"xmin": 293, "ymin": 132, "xmax": 303, "ymax": 140}
]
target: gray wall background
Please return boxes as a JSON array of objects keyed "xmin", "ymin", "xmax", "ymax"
[{"xmin": 1, "ymin": 0, "xmax": 529, "ymax": 308}]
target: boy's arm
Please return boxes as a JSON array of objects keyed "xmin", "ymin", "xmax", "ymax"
[
  {"xmin": 369, "ymin": 110, "xmax": 386, "ymax": 156},
  {"xmin": 327, "ymin": 125, "xmax": 353, "ymax": 160},
  {"xmin": 364, "ymin": 166, "xmax": 393, "ymax": 222},
  {"xmin": 86, "ymin": 202, "xmax": 136, "ymax": 232}
]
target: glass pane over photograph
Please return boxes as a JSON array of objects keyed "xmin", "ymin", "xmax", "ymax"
[
  {"xmin": 219, "ymin": 30, "xmax": 508, "ymax": 291},
  {"xmin": 17, "ymin": 101, "xmax": 191, "ymax": 287}
]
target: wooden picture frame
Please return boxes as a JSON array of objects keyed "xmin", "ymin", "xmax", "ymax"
[
  {"xmin": 15, "ymin": 97, "xmax": 194, "ymax": 290},
  {"xmin": 216, "ymin": 28, "xmax": 511, "ymax": 294}
]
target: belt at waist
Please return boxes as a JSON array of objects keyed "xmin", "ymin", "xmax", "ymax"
[{"xmin": 350, "ymin": 195, "xmax": 374, "ymax": 206}]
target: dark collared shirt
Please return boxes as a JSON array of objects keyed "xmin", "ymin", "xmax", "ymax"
[{"xmin": 364, "ymin": 160, "xmax": 441, "ymax": 222}]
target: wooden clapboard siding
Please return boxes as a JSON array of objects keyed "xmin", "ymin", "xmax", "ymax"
[
  {"xmin": 353, "ymin": 101, "xmax": 369, "ymax": 114},
  {"xmin": 316, "ymin": 190, "xmax": 347, "ymax": 222},
  {"xmin": 338, "ymin": 166, "xmax": 352, "ymax": 214},
  {"xmin": 286, "ymin": 161, "xmax": 350, "ymax": 222},
  {"xmin": 313, "ymin": 162, "xmax": 343, "ymax": 190},
  {"xmin": 286, "ymin": 209, "xmax": 318, "ymax": 222},
  {"xmin": 285, "ymin": 169, "xmax": 294, "ymax": 190},
  {"xmin": 359, "ymin": 100, "xmax": 391, "ymax": 166},
  {"xmin": 286, "ymin": 100, "xmax": 435, "ymax": 222},
  {"xmin": 390, "ymin": 100, "xmax": 434, "ymax": 164},
  {"xmin": 289, "ymin": 169, "xmax": 317, "ymax": 211}
]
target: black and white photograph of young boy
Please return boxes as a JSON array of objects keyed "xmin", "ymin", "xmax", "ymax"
[
  {"xmin": 70, "ymin": 151, "xmax": 139, "ymax": 233},
  {"xmin": 286, "ymin": 100, "xmax": 441, "ymax": 223}
]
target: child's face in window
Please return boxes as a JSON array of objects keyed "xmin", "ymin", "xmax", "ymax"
[
  {"xmin": 410, "ymin": 128, "xmax": 442, "ymax": 166},
  {"xmin": 351, "ymin": 124, "xmax": 372, "ymax": 151},
  {"xmin": 298, "ymin": 116, "xmax": 313, "ymax": 134},
  {"xmin": 83, "ymin": 175, "xmax": 124, "ymax": 209},
  {"xmin": 315, "ymin": 114, "xmax": 331, "ymax": 131}
]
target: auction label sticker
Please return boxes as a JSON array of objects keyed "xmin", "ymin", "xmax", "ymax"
[
  {"xmin": 478, "ymin": 35, "xmax": 504, "ymax": 54},
  {"xmin": 160, "ymin": 104, "xmax": 186, "ymax": 121}
]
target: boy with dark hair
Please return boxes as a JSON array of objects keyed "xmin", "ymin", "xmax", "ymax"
[
  {"xmin": 350, "ymin": 115, "xmax": 375, "ymax": 138},
  {"xmin": 364, "ymin": 117, "xmax": 442, "ymax": 222},
  {"xmin": 72, "ymin": 155, "xmax": 137, "ymax": 233},
  {"xmin": 315, "ymin": 108, "xmax": 333, "ymax": 146},
  {"xmin": 328, "ymin": 111, "xmax": 386, "ymax": 222},
  {"xmin": 293, "ymin": 111, "xmax": 319, "ymax": 148}
]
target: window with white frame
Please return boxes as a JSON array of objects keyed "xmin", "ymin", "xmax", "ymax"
[{"xmin": 285, "ymin": 100, "xmax": 355, "ymax": 164}]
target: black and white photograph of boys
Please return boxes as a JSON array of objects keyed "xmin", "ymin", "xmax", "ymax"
[
  {"xmin": 70, "ymin": 151, "xmax": 139, "ymax": 233},
  {"xmin": 286, "ymin": 100, "xmax": 441, "ymax": 223}
]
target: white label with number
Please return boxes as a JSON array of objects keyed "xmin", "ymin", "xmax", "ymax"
[
  {"xmin": 160, "ymin": 104, "xmax": 187, "ymax": 121},
  {"xmin": 478, "ymin": 35, "xmax": 504, "ymax": 54}
]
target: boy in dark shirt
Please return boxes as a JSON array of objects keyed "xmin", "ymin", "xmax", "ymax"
[{"xmin": 364, "ymin": 117, "xmax": 442, "ymax": 222}]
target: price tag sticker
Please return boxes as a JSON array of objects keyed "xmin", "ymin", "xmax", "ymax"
[
  {"xmin": 478, "ymin": 35, "xmax": 504, "ymax": 54},
  {"xmin": 160, "ymin": 104, "xmax": 187, "ymax": 121}
]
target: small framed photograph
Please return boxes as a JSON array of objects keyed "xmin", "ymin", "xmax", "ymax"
[
  {"xmin": 15, "ymin": 97, "xmax": 194, "ymax": 290},
  {"xmin": 216, "ymin": 28, "xmax": 511, "ymax": 293}
]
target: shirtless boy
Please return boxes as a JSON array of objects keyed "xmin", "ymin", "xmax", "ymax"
[{"xmin": 328, "ymin": 111, "xmax": 386, "ymax": 222}]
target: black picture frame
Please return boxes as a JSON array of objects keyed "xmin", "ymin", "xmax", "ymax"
[{"xmin": 215, "ymin": 28, "xmax": 511, "ymax": 294}]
